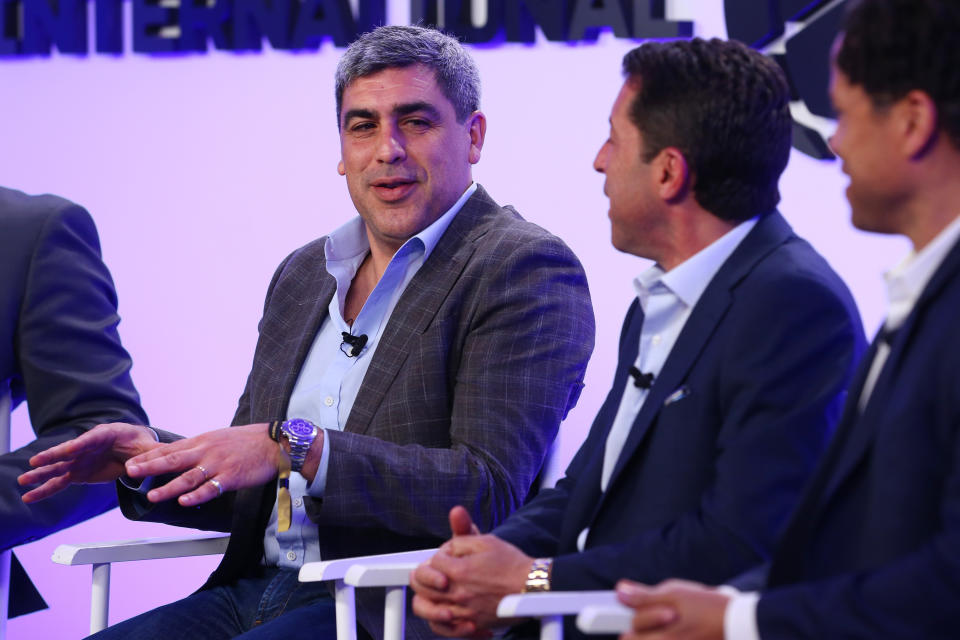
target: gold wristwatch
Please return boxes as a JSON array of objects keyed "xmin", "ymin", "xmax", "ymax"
[{"xmin": 523, "ymin": 558, "xmax": 553, "ymax": 592}]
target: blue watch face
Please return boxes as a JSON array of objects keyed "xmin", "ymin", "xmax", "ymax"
[{"xmin": 285, "ymin": 419, "xmax": 314, "ymax": 437}]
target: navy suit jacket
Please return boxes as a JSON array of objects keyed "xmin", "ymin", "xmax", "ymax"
[
  {"xmin": 494, "ymin": 213, "xmax": 864, "ymax": 633},
  {"xmin": 0, "ymin": 187, "xmax": 147, "ymax": 615},
  {"xmin": 757, "ymin": 234, "xmax": 960, "ymax": 638}
]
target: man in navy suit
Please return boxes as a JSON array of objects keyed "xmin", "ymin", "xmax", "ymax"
[
  {"xmin": 612, "ymin": 1, "xmax": 960, "ymax": 638},
  {"xmin": 1, "ymin": 188, "xmax": 148, "ymax": 616},
  {"xmin": 410, "ymin": 38, "xmax": 865, "ymax": 639}
]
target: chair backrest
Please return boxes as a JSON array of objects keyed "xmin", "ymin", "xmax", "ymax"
[{"xmin": 1, "ymin": 378, "xmax": 13, "ymax": 640}]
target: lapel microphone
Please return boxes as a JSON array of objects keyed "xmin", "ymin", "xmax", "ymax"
[
  {"xmin": 628, "ymin": 366, "xmax": 655, "ymax": 389},
  {"xmin": 340, "ymin": 332, "xmax": 368, "ymax": 357}
]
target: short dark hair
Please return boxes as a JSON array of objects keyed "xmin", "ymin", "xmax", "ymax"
[
  {"xmin": 335, "ymin": 25, "xmax": 481, "ymax": 128},
  {"xmin": 621, "ymin": 38, "xmax": 792, "ymax": 222},
  {"xmin": 837, "ymin": 0, "xmax": 960, "ymax": 148}
]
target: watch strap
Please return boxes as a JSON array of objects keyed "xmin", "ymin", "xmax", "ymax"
[{"xmin": 523, "ymin": 558, "xmax": 553, "ymax": 593}]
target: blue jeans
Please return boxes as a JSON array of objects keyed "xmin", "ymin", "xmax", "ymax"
[{"xmin": 87, "ymin": 567, "xmax": 337, "ymax": 639}]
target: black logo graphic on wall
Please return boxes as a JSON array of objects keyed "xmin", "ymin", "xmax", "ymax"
[{"xmin": 1, "ymin": 0, "xmax": 845, "ymax": 159}]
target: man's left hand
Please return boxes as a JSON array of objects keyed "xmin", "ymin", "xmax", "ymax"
[{"xmin": 615, "ymin": 579, "xmax": 728, "ymax": 640}]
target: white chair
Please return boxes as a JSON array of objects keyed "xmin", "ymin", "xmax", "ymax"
[
  {"xmin": 300, "ymin": 553, "xmax": 627, "ymax": 640},
  {"xmin": 51, "ymin": 533, "xmax": 229, "ymax": 634},
  {"xmin": 496, "ymin": 591, "xmax": 626, "ymax": 640},
  {"xmin": 576, "ymin": 599, "xmax": 633, "ymax": 635},
  {"xmin": 1, "ymin": 379, "xmax": 12, "ymax": 640},
  {"xmin": 298, "ymin": 548, "xmax": 436, "ymax": 640}
]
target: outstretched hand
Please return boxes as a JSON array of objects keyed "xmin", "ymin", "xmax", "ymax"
[
  {"xmin": 123, "ymin": 422, "xmax": 290, "ymax": 507},
  {"xmin": 18, "ymin": 422, "xmax": 161, "ymax": 503}
]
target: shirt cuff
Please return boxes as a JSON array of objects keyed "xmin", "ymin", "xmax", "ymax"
[
  {"xmin": 721, "ymin": 588, "xmax": 761, "ymax": 640},
  {"xmin": 305, "ymin": 428, "xmax": 331, "ymax": 497},
  {"xmin": 117, "ymin": 426, "xmax": 161, "ymax": 493}
]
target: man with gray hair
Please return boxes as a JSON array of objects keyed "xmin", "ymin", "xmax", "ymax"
[{"xmin": 20, "ymin": 25, "xmax": 594, "ymax": 639}]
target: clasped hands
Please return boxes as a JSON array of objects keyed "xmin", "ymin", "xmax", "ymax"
[
  {"xmin": 410, "ymin": 505, "xmax": 533, "ymax": 637},
  {"xmin": 412, "ymin": 506, "xmax": 729, "ymax": 640},
  {"xmin": 17, "ymin": 421, "xmax": 316, "ymax": 507}
]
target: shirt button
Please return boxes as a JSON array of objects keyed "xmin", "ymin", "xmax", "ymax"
[
  {"xmin": 294, "ymin": 498, "xmax": 303, "ymax": 508},
  {"xmin": 652, "ymin": 335, "xmax": 661, "ymax": 345},
  {"xmin": 324, "ymin": 396, "xmax": 335, "ymax": 407},
  {"xmin": 286, "ymin": 551, "xmax": 297, "ymax": 561}
]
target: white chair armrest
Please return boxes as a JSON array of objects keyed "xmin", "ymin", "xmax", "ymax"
[
  {"xmin": 298, "ymin": 549, "xmax": 436, "ymax": 640},
  {"xmin": 298, "ymin": 548, "xmax": 436, "ymax": 583},
  {"xmin": 52, "ymin": 533, "xmax": 229, "ymax": 635},
  {"xmin": 343, "ymin": 563, "xmax": 420, "ymax": 588},
  {"xmin": 497, "ymin": 591, "xmax": 621, "ymax": 618},
  {"xmin": 52, "ymin": 533, "xmax": 230, "ymax": 565},
  {"xmin": 497, "ymin": 591, "xmax": 623, "ymax": 640},
  {"xmin": 576, "ymin": 603, "xmax": 634, "ymax": 634}
]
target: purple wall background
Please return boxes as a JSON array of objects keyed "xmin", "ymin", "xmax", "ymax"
[{"xmin": 4, "ymin": 1, "xmax": 906, "ymax": 637}]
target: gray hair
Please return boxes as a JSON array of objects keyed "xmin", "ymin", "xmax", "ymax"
[{"xmin": 335, "ymin": 25, "xmax": 481, "ymax": 127}]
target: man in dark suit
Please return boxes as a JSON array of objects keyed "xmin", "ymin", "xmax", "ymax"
[
  {"xmin": 19, "ymin": 25, "xmax": 594, "ymax": 640},
  {"xmin": 410, "ymin": 38, "xmax": 865, "ymax": 639},
  {"xmin": 1, "ymin": 187, "xmax": 147, "ymax": 616},
  {"xmin": 612, "ymin": 1, "xmax": 960, "ymax": 638}
]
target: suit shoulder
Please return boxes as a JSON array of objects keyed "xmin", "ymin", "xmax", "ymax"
[
  {"xmin": 268, "ymin": 235, "xmax": 329, "ymax": 282},
  {"xmin": 0, "ymin": 186, "xmax": 93, "ymax": 241},
  {"xmin": 746, "ymin": 235, "xmax": 857, "ymax": 309},
  {"xmin": 473, "ymin": 204, "xmax": 583, "ymax": 267}
]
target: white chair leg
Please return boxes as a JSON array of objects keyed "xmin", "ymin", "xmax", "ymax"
[
  {"xmin": 382, "ymin": 585, "xmax": 406, "ymax": 640},
  {"xmin": 541, "ymin": 614, "xmax": 564, "ymax": 640},
  {"xmin": 0, "ymin": 548, "xmax": 10, "ymax": 640},
  {"xmin": 0, "ymin": 380, "xmax": 9, "ymax": 640},
  {"xmin": 90, "ymin": 562, "xmax": 111, "ymax": 634},
  {"xmin": 334, "ymin": 578, "xmax": 357, "ymax": 640}
]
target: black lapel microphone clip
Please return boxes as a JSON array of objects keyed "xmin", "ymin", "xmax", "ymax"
[
  {"xmin": 341, "ymin": 332, "xmax": 368, "ymax": 357},
  {"xmin": 628, "ymin": 366, "xmax": 655, "ymax": 389}
]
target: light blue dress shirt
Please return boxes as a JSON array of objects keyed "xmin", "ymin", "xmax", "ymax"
[
  {"xmin": 262, "ymin": 183, "xmax": 477, "ymax": 569},
  {"xmin": 578, "ymin": 216, "xmax": 758, "ymax": 552}
]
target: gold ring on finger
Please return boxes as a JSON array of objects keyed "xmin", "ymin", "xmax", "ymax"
[{"xmin": 208, "ymin": 478, "xmax": 223, "ymax": 497}]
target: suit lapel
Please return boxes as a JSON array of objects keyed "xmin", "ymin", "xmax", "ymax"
[
  {"xmin": 602, "ymin": 212, "xmax": 794, "ymax": 496},
  {"xmin": 556, "ymin": 301, "xmax": 646, "ymax": 548},
  {"xmin": 815, "ymin": 234, "xmax": 960, "ymax": 509},
  {"xmin": 344, "ymin": 186, "xmax": 496, "ymax": 435}
]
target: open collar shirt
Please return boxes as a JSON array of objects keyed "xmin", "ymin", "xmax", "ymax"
[{"xmin": 262, "ymin": 183, "xmax": 477, "ymax": 569}]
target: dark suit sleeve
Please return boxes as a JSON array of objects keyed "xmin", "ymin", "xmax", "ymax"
[
  {"xmin": 549, "ymin": 268, "xmax": 865, "ymax": 590},
  {"xmin": 757, "ymin": 429, "xmax": 960, "ymax": 639},
  {"xmin": 492, "ymin": 429, "xmax": 599, "ymax": 556},
  {"xmin": 311, "ymin": 233, "xmax": 595, "ymax": 538},
  {"xmin": 755, "ymin": 350, "xmax": 960, "ymax": 638},
  {"xmin": 229, "ymin": 252, "xmax": 294, "ymax": 429},
  {"xmin": 493, "ymin": 302, "xmax": 639, "ymax": 556},
  {"xmin": 1, "ymin": 203, "xmax": 148, "ymax": 550}
]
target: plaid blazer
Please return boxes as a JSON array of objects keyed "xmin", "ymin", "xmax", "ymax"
[{"xmin": 120, "ymin": 186, "xmax": 594, "ymax": 633}]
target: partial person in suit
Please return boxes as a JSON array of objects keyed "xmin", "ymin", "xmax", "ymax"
[
  {"xmin": 409, "ymin": 38, "xmax": 866, "ymax": 639},
  {"xmin": 18, "ymin": 25, "xmax": 594, "ymax": 640},
  {"xmin": 1, "ymin": 187, "xmax": 147, "ymax": 616},
  {"xmin": 612, "ymin": 1, "xmax": 960, "ymax": 638}
]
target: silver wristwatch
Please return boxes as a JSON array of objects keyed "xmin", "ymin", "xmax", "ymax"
[{"xmin": 279, "ymin": 418, "xmax": 319, "ymax": 473}]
